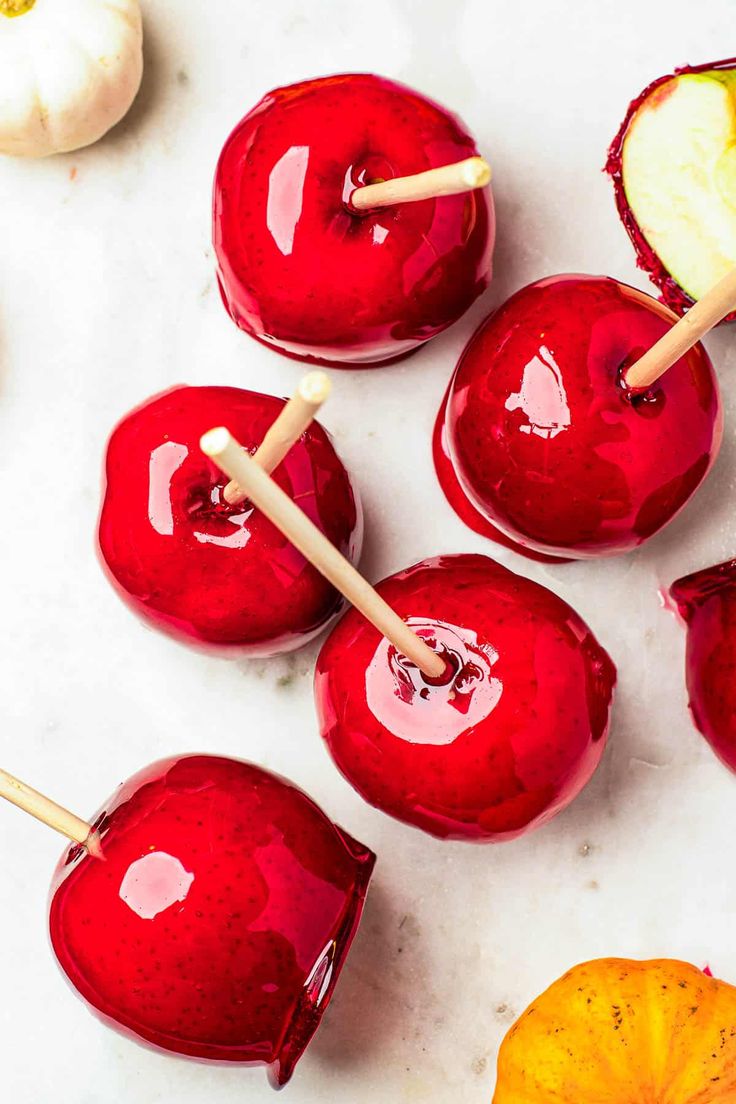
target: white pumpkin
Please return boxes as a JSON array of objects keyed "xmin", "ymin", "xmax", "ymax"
[{"xmin": 0, "ymin": 0, "xmax": 143, "ymax": 157}]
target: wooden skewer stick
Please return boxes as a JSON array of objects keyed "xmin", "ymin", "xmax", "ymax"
[
  {"xmin": 0, "ymin": 768, "xmax": 102, "ymax": 857},
  {"xmin": 625, "ymin": 267, "xmax": 736, "ymax": 390},
  {"xmin": 201, "ymin": 428, "xmax": 447, "ymax": 680},
  {"xmin": 223, "ymin": 371, "xmax": 332, "ymax": 506},
  {"xmin": 351, "ymin": 156, "xmax": 491, "ymax": 212}
]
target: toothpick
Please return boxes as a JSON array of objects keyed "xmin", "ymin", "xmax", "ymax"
[
  {"xmin": 223, "ymin": 371, "xmax": 332, "ymax": 507},
  {"xmin": 625, "ymin": 267, "xmax": 736, "ymax": 390},
  {"xmin": 201, "ymin": 428, "xmax": 447, "ymax": 680},
  {"xmin": 351, "ymin": 156, "xmax": 491, "ymax": 212},
  {"xmin": 0, "ymin": 768, "xmax": 101, "ymax": 857}
]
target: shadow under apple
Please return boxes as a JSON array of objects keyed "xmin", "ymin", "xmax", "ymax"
[{"xmin": 310, "ymin": 878, "xmax": 424, "ymax": 1074}]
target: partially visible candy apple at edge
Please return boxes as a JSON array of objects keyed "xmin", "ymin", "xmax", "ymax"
[{"xmin": 670, "ymin": 560, "xmax": 736, "ymax": 773}]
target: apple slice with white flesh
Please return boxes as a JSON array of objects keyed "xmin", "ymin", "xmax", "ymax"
[{"xmin": 608, "ymin": 60, "xmax": 736, "ymax": 317}]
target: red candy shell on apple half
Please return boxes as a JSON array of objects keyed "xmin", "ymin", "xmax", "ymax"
[{"xmin": 607, "ymin": 57, "xmax": 736, "ymax": 320}]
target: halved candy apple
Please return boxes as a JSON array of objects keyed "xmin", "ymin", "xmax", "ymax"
[{"xmin": 608, "ymin": 59, "xmax": 736, "ymax": 317}]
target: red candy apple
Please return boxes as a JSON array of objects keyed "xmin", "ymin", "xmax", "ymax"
[
  {"xmin": 213, "ymin": 73, "xmax": 494, "ymax": 368},
  {"xmin": 607, "ymin": 59, "xmax": 736, "ymax": 318},
  {"xmin": 434, "ymin": 274, "xmax": 722, "ymax": 560},
  {"xmin": 98, "ymin": 385, "xmax": 362, "ymax": 653},
  {"xmin": 49, "ymin": 754, "xmax": 375, "ymax": 1088},
  {"xmin": 670, "ymin": 561, "xmax": 736, "ymax": 773},
  {"xmin": 315, "ymin": 553, "xmax": 616, "ymax": 842}
]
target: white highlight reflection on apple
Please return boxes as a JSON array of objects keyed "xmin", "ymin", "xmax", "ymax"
[
  {"xmin": 147, "ymin": 439, "xmax": 252, "ymax": 549},
  {"xmin": 193, "ymin": 515, "xmax": 252, "ymax": 549},
  {"xmin": 148, "ymin": 441, "xmax": 189, "ymax": 535},
  {"xmin": 505, "ymin": 345, "xmax": 571, "ymax": 440},
  {"xmin": 267, "ymin": 146, "xmax": 310, "ymax": 256},
  {"xmin": 365, "ymin": 618, "xmax": 502, "ymax": 746},
  {"xmin": 119, "ymin": 851, "xmax": 194, "ymax": 921}
]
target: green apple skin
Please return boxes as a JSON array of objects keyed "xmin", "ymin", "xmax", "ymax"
[{"xmin": 607, "ymin": 58, "xmax": 736, "ymax": 318}]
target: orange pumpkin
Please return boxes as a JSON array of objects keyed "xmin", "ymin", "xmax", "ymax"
[{"xmin": 493, "ymin": 958, "xmax": 736, "ymax": 1103}]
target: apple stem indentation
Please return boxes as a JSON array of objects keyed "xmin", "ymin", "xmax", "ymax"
[
  {"xmin": 420, "ymin": 648, "xmax": 460, "ymax": 689},
  {"xmin": 201, "ymin": 427, "xmax": 446, "ymax": 679},
  {"xmin": 223, "ymin": 371, "xmax": 331, "ymax": 506},
  {"xmin": 625, "ymin": 265, "xmax": 736, "ymax": 390},
  {"xmin": 350, "ymin": 156, "xmax": 491, "ymax": 212}
]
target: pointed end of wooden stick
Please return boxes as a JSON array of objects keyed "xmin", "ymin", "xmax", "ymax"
[
  {"xmin": 200, "ymin": 426, "xmax": 231, "ymax": 459},
  {"xmin": 222, "ymin": 480, "xmax": 245, "ymax": 507},
  {"xmin": 462, "ymin": 156, "xmax": 491, "ymax": 189},
  {"xmin": 298, "ymin": 371, "xmax": 332, "ymax": 405},
  {"xmin": 85, "ymin": 830, "xmax": 104, "ymax": 860}
]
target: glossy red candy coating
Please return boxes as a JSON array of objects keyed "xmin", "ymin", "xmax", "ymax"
[
  {"xmin": 435, "ymin": 275, "xmax": 722, "ymax": 559},
  {"xmin": 432, "ymin": 391, "xmax": 568, "ymax": 565},
  {"xmin": 49, "ymin": 754, "xmax": 375, "ymax": 1088},
  {"xmin": 670, "ymin": 561, "xmax": 736, "ymax": 772},
  {"xmin": 213, "ymin": 73, "xmax": 494, "ymax": 368},
  {"xmin": 315, "ymin": 554, "xmax": 616, "ymax": 842},
  {"xmin": 606, "ymin": 57, "xmax": 736, "ymax": 321},
  {"xmin": 98, "ymin": 385, "xmax": 362, "ymax": 654}
]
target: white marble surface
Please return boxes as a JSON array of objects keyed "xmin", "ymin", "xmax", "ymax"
[{"xmin": 1, "ymin": 2, "xmax": 736, "ymax": 1100}]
